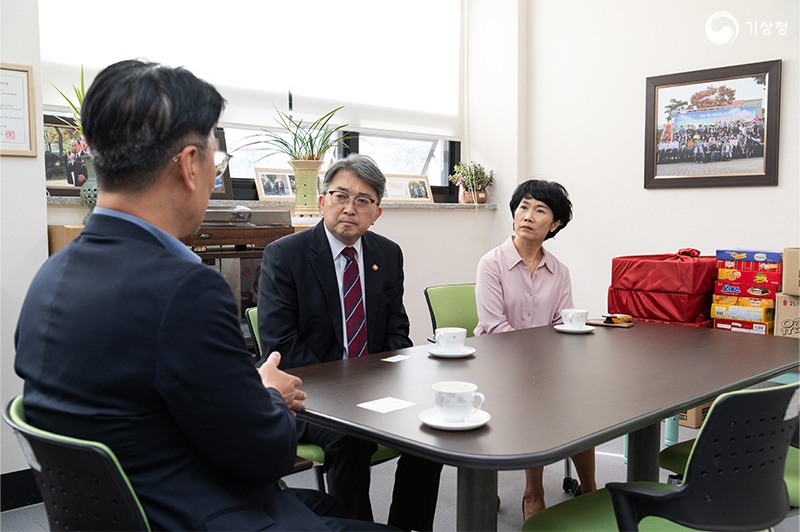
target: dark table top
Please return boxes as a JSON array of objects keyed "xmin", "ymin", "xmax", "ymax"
[{"xmin": 292, "ymin": 321, "xmax": 799, "ymax": 471}]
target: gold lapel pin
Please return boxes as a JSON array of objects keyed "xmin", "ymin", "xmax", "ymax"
[{"xmin": 372, "ymin": 264, "xmax": 379, "ymax": 271}]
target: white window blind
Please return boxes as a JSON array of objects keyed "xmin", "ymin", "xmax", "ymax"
[{"xmin": 38, "ymin": 0, "xmax": 462, "ymax": 139}]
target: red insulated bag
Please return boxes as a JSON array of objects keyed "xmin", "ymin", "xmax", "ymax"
[{"xmin": 608, "ymin": 249, "xmax": 717, "ymax": 325}]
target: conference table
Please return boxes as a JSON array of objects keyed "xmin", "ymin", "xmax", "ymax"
[{"xmin": 290, "ymin": 321, "xmax": 799, "ymax": 530}]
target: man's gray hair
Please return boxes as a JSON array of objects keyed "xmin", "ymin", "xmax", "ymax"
[{"xmin": 321, "ymin": 154, "xmax": 386, "ymax": 203}]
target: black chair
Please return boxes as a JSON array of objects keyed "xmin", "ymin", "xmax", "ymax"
[
  {"xmin": 658, "ymin": 416, "xmax": 799, "ymax": 508},
  {"xmin": 2, "ymin": 395, "xmax": 150, "ymax": 531},
  {"xmin": 523, "ymin": 382, "xmax": 799, "ymax": 531}
]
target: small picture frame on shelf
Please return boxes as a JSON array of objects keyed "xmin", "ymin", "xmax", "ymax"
[
  {"xmin": 254, "ymin": 168, "xmax": 295, "ymax": 201},
  {"xmin": 382, "ymin": 174, "xmax": 433, "ymax": 203}
]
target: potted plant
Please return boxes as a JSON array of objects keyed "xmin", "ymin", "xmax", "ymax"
[
  {"xmin": 53, "ymin": 66, "xmax": 98, "ymax": 222},
  {"xmin": 448, "ymin": 161, "xmax": 494, "ymax": 204},
  {"xmin": 237, "ymin": 105, "xmax": 352, "ymax": 216}
]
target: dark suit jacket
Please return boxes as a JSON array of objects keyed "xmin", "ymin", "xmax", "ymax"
[
  {"xmin": 14, "ymin": 214, "xmax": 337, "ymax": 531},
  {"xmin": 258, "ymin": 221, "xmax": 412, "ymax": 370}
]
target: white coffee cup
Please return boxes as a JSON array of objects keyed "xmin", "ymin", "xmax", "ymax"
[
  {"xmin": 561, "ymin": 308, "xmax": 589, "ymax": 330},
  {"xmin": 434, "ymin": 327, "xmax": 467, "ymax": 353},
  {"xmin": 432, "ymin": 381, "xmax": 486, "ymax": 422}
]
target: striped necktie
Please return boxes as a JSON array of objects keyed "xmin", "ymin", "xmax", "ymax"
[{"xmin": 342, "ymin": 247, "xmax": 367, "ymax": 358}]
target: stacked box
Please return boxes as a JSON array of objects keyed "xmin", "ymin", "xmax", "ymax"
[
  {"xmin": 608, "ymin": 249, "xmax": 717, "ymax": 327},
  {"xmin": 783, "ymin": 248, "xmax": 799, "ymax": 297},
  {"xmin": 678, "ymin": 400, "xmax": 713, "ymax": 428},
  {"xmin": 712, "ymin": 249, "xmax": 782, "ymax": 335},
  {"xmin": 775, "ymin": 293, "xmax": 799, "ymax": 338}
]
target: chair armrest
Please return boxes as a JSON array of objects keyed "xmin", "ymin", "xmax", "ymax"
[{"xmin": 606, "ymin": 482, "xmax": 681, "ymax": 531}]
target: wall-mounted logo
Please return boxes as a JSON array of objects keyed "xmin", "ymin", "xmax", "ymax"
[{"xmin": 705, "ymin": 11, "xmax": 739, "ymax": 44}]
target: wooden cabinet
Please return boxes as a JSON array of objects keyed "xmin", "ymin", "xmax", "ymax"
[{"xmin": 47, "ymin": 225, "xmax": 84, "ymax": 255}]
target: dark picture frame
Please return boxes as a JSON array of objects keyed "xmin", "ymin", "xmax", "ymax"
[
  {"xmin": 43, "ymin": 114, "xmax": 82, "ymax": 196},
  {"xmin": 644, "ymin": 60, "xmax": 781, "ymax": 189},
  {"xmin": 211, "ymin": 127, "xmax": 233, "ymax": 199},
  {"xmin": 44, "ymin": 120, "xmax": 235, "ymax": 198}
]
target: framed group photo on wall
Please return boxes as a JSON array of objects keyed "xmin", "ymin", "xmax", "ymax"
[
  {"xmin": 382, "ymin": 174, "xmax": 433, "ymax": 203},
  {"xmin": 644, "ymin": 59, "xmax": 781, "ymax": 189},
  {"xmin": 254, "ymin": 168, "xmax": 295, "ymax": 201}
]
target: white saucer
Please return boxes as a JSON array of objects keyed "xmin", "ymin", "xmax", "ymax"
[
  {"xmin": 554, "ymin": 324, "xmax": 596, "ymax": 334},
  {"xmin": 427, "ymin": 346, "xmax": 477, "ymax": 358},
  {"xmin": 418, "ymin": 408, "xmax": 491, "ymax": 431}
]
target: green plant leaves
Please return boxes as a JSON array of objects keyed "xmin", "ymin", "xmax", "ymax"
[{"xmin": 236, "ymin": 105, "xmax": 354, "ymax": 161}]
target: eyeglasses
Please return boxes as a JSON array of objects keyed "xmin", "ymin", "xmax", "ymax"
[
  {"xmin": 172, "ymin": 144, "xmax": 232, "ymax": 178},
  {"xmin": 327, "ymin": 190, "xmax": 377, "ymax": 211},
  {"xmin": 212, "ymin": 150, "xmax": 232, "ymax": 178}
]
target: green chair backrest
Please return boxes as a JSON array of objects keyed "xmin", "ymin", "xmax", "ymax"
[
  {"xmin": 245, "ymin": 306, "xmax": 263, "ymax": 357},
  {"xmin": 3, "ymin": 396, "xmax": 151, "ymax": 531},
  {"xmin": 424, "ymin": 284, "xmax": 479, "ymax": 337}
]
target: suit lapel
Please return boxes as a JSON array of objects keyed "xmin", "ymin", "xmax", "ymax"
[
  {"xmin": 361, "ymin": 232, "xmax": 385, "ymax": 351},
  {"xmin": 308, "ymin": 223, "xmax": 345, "ymax": 347}
]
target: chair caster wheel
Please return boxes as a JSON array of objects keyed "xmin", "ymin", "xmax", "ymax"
[{"xmin": 563, "ymin": 477, "xmax": 579, "ymax": 495}]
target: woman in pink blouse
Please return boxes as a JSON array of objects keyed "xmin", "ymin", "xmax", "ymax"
[{"xmin": 474, "ymin": 179, "xmax": 596, "ymax": 520}]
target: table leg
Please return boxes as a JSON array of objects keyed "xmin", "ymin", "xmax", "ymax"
[
  {"xmin": 456, "ymin": 468, "xmax": 498, "ymax": 531},
  {"xmin": 626, "ymin": 422, "xmax": 660, "ymax": 481}
]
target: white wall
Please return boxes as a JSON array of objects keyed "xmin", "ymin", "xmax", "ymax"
[
  {"xmin": 468, "ymin": 0, "xmax": 799, "ymax": 317},
  {"xmin": 0, "ymin": 0, "xmax": 47, "ymax": 473}
]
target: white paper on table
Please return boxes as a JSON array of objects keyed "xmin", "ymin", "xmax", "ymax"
[
  {"xmin": 382, "ymin": 354, "xmax": 411, "ymax": 363},
  {"xmin": 357, "ymin": 397, "xmax": 416, "ymax": 414}
]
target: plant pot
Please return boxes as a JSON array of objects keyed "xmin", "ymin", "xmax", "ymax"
[
  {"xmin": 461, "ymin": 188, "xmax": 487, "ymax": 204},
  {"xmin": 289, "ymin": 159, "xmax": 324, "ymax": 216}
]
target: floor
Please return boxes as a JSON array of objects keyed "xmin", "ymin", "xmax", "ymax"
[{"xmin": 2, "ymin": 425, "xmax": 798, "ymax": 531}]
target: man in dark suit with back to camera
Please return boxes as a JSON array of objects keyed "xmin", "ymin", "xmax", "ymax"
[
  {"xmin": 14, "ymin": 59, "xmax": 390, "ymax": 531},
  {"xmin": 258, "ymin": 154, "xmax": 443, "ymax": 531}
]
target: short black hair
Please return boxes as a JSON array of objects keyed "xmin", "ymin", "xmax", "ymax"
[
  {"xmin": 82, "ymin": 59, "xmax": 226, "ymax": 192},
  {"xmin": 509, "ymin": 180, "xmax": 573, "ymax": 240}
]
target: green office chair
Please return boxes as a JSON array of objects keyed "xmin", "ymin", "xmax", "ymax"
[
  {"xmin": 423, "ymin": 283, "xmax": 480, "ymax": 337},
  {"xmin": 2, "ymin": 395, "xmax": 151, "ymax": 531},
  {"xmin": 245, "ymin": 307, "xmax": 401, "ymax": 491},
  {"xmin": 522, "ymin": 382, "xmax": 799, "ymax": 531}
]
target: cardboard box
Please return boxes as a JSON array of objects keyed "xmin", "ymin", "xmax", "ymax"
[
  {"xmin": 715, "ymin": 249, "xmax": 784, "ymax": 263},
  {"xmin": 712, "ymin": 303, "xmax": 774, "ymax": 322},
  {"xmin": 714, "ymin": 318, "xmax": 774, "ymax": 335},
  {"xmin": 774, "ymin": 293, "xmax": 800, "ymax": 338},
  {"xmin": 712, "ymin": 294, "xmax": 775, "ymax": 308},
  {"xmin": 783, "ymin": 248, "xmax": 799, "ymax": 296},
  {"xmin": 717, "ymin": 269, "xmax": 782, "ymax": 285},
  {"xmin": 679, "ymin": 401, "xmax": 713, "ymax": 428},
  {"xmin": 716, "ymin": 259, "xmax": 783, "ymax": 273},
  {"xmin": 714, "ymin": 280, "xmax": 779, "ymax": 299}
]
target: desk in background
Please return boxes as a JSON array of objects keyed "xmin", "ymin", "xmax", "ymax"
[{"xmin": 47, "ymin": 221, "xmax": 295, "ymax": 319}]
